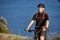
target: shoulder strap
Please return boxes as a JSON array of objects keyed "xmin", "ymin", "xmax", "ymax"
[
  {"xmin": 35, "ymin": 13, "xmax": 38, "ymax": 19},
  {"xmin": 35, "ymin": 12, "xmax": 46, "ymax": 19},
  {"xmin": 42, "ymin": 12, "xmax": 46, "ymax": 20}
]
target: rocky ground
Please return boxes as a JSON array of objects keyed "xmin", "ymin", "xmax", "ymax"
[{"xmin": 0, "ymin": 33, "xmax": 33, "ymax": 40}]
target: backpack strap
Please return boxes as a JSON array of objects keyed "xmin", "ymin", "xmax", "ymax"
[
  {"xmin": 36, "ymin": 13, "xmax": 38, "ymax": 19},
  {"xmin": 35, "ymin": 12, "xmax": 46, "ymax": 19},
  {"xmin": 42, "ymin": 12, "xmax": 46, "ymax": 20}
]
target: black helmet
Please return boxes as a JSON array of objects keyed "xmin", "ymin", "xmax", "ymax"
[{"xmin": 37, "ymin": 3, "xmax": 45, "ymax": 8}]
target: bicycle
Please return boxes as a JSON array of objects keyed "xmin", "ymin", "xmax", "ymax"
[{"xmin": 24, "ymin": 29, "xmax": 46, "ymax": 40}]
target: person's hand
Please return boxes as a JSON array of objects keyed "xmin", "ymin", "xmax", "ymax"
[
  {"xmin": 42, "ymin": 28, "xmax": 46, "ymax": 32},
  {"xmin": 25, "ymin": 28, "xmax": 29, "ymax": 32},
  {"xmin": 42, "ymin": 26, "xmax": 46, "ymax": 32}
]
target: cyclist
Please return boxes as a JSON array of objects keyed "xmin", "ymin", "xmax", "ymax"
[{"xmin": 26, "ymin": 3, "xmax": 49, "ymax": 40}]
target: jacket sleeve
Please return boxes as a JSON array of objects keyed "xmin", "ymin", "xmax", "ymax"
[
  {"xmin": 32, "ymin": 14, "xmax": 36, "ymax": 21},
  {"xmin": 45, "ymin": 13, "xmax": 49, "ymax": 20}
]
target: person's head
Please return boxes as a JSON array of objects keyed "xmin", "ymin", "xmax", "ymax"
[{"xmin": 37, "ymin": 3, "xmax": 45, "ymax": 13}]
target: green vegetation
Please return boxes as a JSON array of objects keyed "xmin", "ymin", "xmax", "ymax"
[
  {"xmin": 0, "ymin": 17, "xmax": 11, "ymax": 34},
  {"xmin": 53, "ymin": 35, "xmax": 60, "ymax": 40},
  {"xmin": 0, "ymin": 26, "xmax": 11, "ymax": 34},
  {"xmin": 47, "ymin": 34, "xmax": 60, "ymax": 40}
]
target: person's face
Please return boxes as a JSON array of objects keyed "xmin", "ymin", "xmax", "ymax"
[{"xmin": 38, "ymin": 7, "xmax": 44, "ymax": 13}]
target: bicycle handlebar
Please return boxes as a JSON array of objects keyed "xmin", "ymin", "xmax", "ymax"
[
  {"xmin": 28, "ymin": 30, "xmax": 34, "ymax": 32},
  {"xmin": 24, "ymin": 29, "xmax": 35, "ymax": 32}
]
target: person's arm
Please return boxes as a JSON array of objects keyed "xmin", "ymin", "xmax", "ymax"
[
  {"xmin": 26, "ymin": 20, "xmax": 35, "ymax": 32},
  {"xmin": 42, "ymin": 13, "xmax": 49, "ymax": 31},
  {"xmin": 42, "ymin": 20, "xmax": 49, "ymax": 32},
  {"xmin": 26, "ymin": 14, "xmax": 36, "ymax": 32},
  {"xmin": 45, "ymin": 20, "xmax": 49, "ymax": 28}
]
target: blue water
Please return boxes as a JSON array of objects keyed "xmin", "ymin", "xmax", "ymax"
[{"xmin": 0, "ymin": 0, "xmax": 60, "ymax": 37}]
